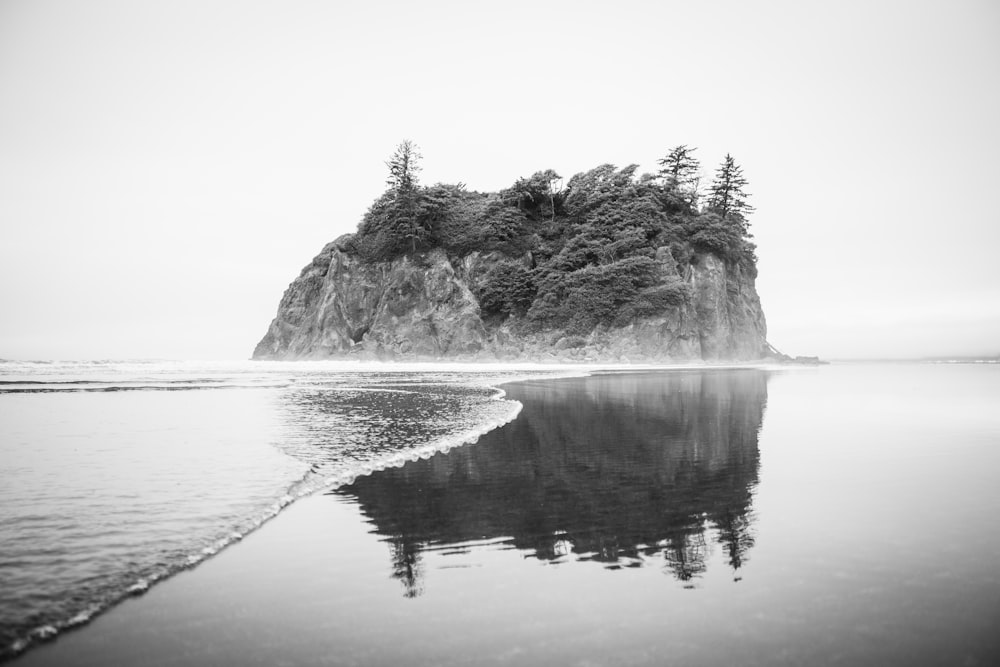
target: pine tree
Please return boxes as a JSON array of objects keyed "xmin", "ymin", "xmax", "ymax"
[
  {"xmin": 707, "ymin": 154, "xmax": 753, "ymax": 222},
  {"xmin": 657, "ymin": 145, "xmax": 701, "ymax": 207},
  {"xmin": 368, "ymin": 140, "xmax": 428, "ymax": 254},
  {"xmin": 385, "ymin": 140, "xmax": 421, "ymax": 193}
]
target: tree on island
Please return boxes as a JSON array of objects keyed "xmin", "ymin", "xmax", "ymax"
[
  {"xmin": 385, "ymin": 139, "xmax": 422, "ymax": 193},
  {"xmin": 657, "ymin": 145, "xmax": 701, "ymax": 209},
  {"xmin": 387, "ymin": 140, "xmax": 423, "ymax": 251},
  {"xmin": 502, "ymin": 169, "xmax": 563, "ymax": 222},
  {"xmin": 350, "ymin": 142, "xmax": 759, "ymax": 324},
  {"xmin": 358, "ymin": 140, "xmax": 434, "ymax": 254},
  {"xmin": 706, "ymin": 154, "xmax": 753, "ymax": 222}
]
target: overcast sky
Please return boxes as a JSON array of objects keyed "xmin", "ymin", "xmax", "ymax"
[{"xmin": 1, "ymin": 0, "xmax": 998, "ymax": 360}]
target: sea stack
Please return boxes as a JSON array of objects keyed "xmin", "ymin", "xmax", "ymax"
[{"xmin": 254, "ymin": 148, "xmax": 770, "ymax": 362}]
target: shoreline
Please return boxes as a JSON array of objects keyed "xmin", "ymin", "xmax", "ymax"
[
  {"xmin": 7, "ymin": 364, "xmax": 999, "ymax": 666},
  {"xmin": 7, "ymin": 363, "xmax": 779, "ymax": 664},
  {"xmin": 6, "ymin": 367, "xmax": 569, "ymax": 664},
  {"xmin": 10, "ymin": 492, "xmax": 381, "ymax": 666}
]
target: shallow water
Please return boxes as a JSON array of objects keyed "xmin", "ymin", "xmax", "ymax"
[
  {"xmin": 0, "ymin": 360, "xmax": 571, "ymax": 659},
  {"xmin": 341, "ymin": 370, "xmax": 767, "ymax": 588},
  {"xmin": 327, "ymin": 364, "xmax": 1000, "ymax": 664},
  {"xmin": 5, "ymin": 362, "xmax": 1000, "ymax": 665}
]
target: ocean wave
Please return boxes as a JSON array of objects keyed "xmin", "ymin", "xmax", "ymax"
[
  {"xmin": 0, "ymin": 381, "xmax": 292, "ymax": 394},
  {"xmin": 1, "ymin": 374, "xmax": 540, "ymax": 662}
]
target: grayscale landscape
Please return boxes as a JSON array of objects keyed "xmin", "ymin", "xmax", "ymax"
[{"xmin": 1, "ymin": 1, "xmax": 998, "ymax": 665}]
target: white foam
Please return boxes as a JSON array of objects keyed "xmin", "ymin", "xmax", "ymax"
[
  {"xmin": 0, "ymin": 365, "xmax": 597, "ymax": 660},
  {"xmin": 125, "ymin": 579, "xmax": 150, "ymax": 595},
  {"xmin": 67, "ymin": 605, "xmax": 100, "ymax": 625},
  {"xmin": 316, "ymin": 396, "xmax": 525, "ymax": 489},
  {"xmin": 29, "ymin": 625, "xmax": 57, "ymax": 640}
]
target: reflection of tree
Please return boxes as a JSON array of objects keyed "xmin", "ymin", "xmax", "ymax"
[
  {"xmin": 338, "ymin": 370, "xmax": 769, "ymax": 595},
  {"xmin": 664, "ymin": 530, "xmax": 709, "ymax": 583},
  {"xmin": 713, "ymin": 509, "xmax": 756, "ymax": 574},
  {"xmin": 388, "ymin": 536, "xmax": 423, "ymax": 598}
]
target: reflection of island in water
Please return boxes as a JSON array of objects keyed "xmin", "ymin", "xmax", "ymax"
[{"xmin": 336, "ymin": 370, "xmax": 769, "ymax": 596}]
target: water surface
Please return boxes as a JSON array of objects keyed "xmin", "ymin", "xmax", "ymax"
[
  {"xmin": 340, "ymin": 370, "xmax": 765, "ymax": 592},
  {"xmin": 5, "ymin": 362, "xmax": 1000, "ymax": 665},
  {"xmin": 0, "ymin": 360, "xmax": 567, "ymax": 658},
  {"xmin": 328, "ymin": 365, "xmax": 1000, "ymax": 664}
]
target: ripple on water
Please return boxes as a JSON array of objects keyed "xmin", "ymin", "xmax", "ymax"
[{"xmin": 0, "ymin": 361, "xmax": 571, "ymax": 660}]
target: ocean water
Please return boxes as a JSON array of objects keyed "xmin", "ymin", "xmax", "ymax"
[
  {"xmin": 0, "ymin": 360, "xmax": 576, "ymax": 659},
  {"xmin": 5, "ymin": 362, "xmax": 1000, "ymax": 665},
  {"xmin": 340, "ymin": 369, "xmax": 769, "ymax": 590},
  {"xmin": 322, "ymin": 363, "xmax": 1000, "ymax": 665}
]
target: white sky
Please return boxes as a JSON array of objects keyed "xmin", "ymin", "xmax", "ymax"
[{"xmin": 1, "ymin": 0, "xmax": 998, "ymax": 360}]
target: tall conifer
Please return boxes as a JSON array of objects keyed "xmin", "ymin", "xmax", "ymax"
[
  {"xmin": 385, "ymin": 140, "xmax": 421, "ymax": 193},
  {"xmin": 707, "ymin": 154, "xmax": 753, "ymax": 222},
  {"xmin": 657, "ymin": 145, "xmax": 701, "ymax": 209}
]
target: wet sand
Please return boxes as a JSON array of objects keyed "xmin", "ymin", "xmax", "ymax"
[
  {"xmin": 13, "ymin": 371, "xmax": 773, "ymax": 666},
  {"xmin": 13, "ymin": 489, "xmax": 752, "ymax": 667},
  {"xmin": 15, "ymin": 491, "xmax": 485, "ymax": 667},
  {"xmin": 12, "ymin": 368, "xmax": 1000, "ymax": 666}
]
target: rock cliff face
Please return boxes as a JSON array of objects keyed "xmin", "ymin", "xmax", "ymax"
[{"xmin": 253, "ymin": 236, "xmax": 768, "ymax": 362}]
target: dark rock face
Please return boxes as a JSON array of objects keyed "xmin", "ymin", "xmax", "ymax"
[
  {"xmin": 253, "ymin": 238, "xmax": 768, "ymax": 361},
  {"xmin": 689, "ymin": 252, "xmax": 768, "ymax": 361}
]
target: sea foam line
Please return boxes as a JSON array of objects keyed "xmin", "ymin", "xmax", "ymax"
[{"xmin": 2, "ymin": 380, "xmax": 541, "ymax": 662}]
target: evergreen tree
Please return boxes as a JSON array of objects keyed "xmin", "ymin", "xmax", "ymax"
[
  {"xmin": 384, "ymin": 140, "xmax": 425, "ymax": 252},
  {"xmin": 707, "ymin": 154, "xmax": 753, "ymax": 222},
  {"xmin": 502, "ymin": 169, "xmax": 563, "ymax": 221},
  {"xmin": 657, "ymin": 145, "xmax": 701, "ymax": 206},
  {"xmin": 385, "ymin": 140, "xmax": 421, "ymax": 193}
]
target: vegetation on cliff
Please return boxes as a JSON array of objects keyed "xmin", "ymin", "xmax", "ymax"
[{"xmin": 341, "ymin": 142, "xmax": 757, "ymax": 337}]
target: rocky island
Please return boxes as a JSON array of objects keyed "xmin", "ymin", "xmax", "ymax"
[{"xmin": 254, "ymin": 143, "xmax": 770, "ymax": 362}]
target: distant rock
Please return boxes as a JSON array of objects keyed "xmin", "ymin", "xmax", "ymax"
[
  {"xmin": 253, "ymin": 242, "xmax": 769, "ymax": 362},
  {"xmin": 254, "ymin": 154, "xmax": 778, "ymax": 362}
]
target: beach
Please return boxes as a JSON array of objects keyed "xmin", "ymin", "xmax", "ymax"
[{"xmin": 7, "ymin": 365, "xmax": 1000, "ymax": 665}]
